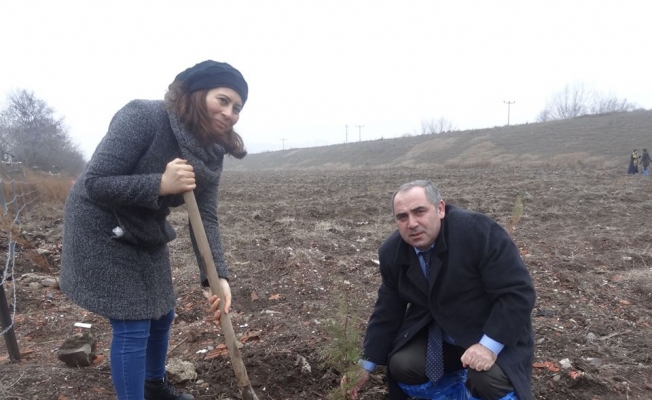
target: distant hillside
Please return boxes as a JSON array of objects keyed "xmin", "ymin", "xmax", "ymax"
[{"xmin": 224, "ymin": 110, "xmax": 652, "ymax": 171}]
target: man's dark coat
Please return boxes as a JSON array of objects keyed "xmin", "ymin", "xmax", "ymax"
[{"xmin": 362, "ymin": 205, "xmax": 536, "ymax": 400}]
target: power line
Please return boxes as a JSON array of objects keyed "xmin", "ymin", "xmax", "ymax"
[
  {"xmin": 355, "ymin": 125, "xmax": 364, "ymax": 142},
  {"xmin": 503, "ymin": 100, "xmax": 515, "ymax": 126}
]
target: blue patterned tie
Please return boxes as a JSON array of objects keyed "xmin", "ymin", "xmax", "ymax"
[{"xmin": 421, "ymin": 251, "xmax": 444, "ymax": 382}]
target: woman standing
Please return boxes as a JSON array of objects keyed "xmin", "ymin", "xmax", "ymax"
[
  {"xmin": 60, "ymin": 60, "xmax": 248, "ymax": 400},
  {"xmin": 628, "ymin": 149, "xmax": 639, "ymax": 174}
]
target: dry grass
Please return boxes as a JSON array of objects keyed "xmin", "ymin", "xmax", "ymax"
[
  {"xmin": 1, "ymin": 169, "xmax": 73, "ymax": 207},
  {"xmin": 0, "ymin": 170, "xmax": 69, "ymax": 276},
  {"xmin": 26, "ymin": 172, "xmax": 73, "ymax": 205},
  {"xmin": 508, "ymin": 194, "xmax": 524, "ymax": 233}
]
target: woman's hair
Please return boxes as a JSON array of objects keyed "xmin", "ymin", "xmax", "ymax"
[{"xmin": 164, "ymin": 81, "xmax": 247, "ymax": 159}]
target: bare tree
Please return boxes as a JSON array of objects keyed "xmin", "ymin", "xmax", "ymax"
[
  {"xmin": 590, "ymin": 93, "xmax": 637, "ymax": 114},
  {"xmin": 421, "ymin": 117, "xmax": 456, "ymax": 135},
  {"xmin": 0, "ymin": 90, "xmax": 85, "ymax": 174},
  {"xmin": 538, "ymin": 83, "xmax": 638, "ymax": 122},
  {"xmin": 536, "ymin": 108, "xmax": 552, "ymax": 123},
  {"xmin": 55, "ymin": 136, "xmax": 86, "ymax": 174},
  {"xmin": 537, "ymin": 83, "xmax": 591, "ymax": 122},
  {"xmin": 421, "ymin": 119, "xmax": 435, "ymax": 135},
  {"xmin": 0, "ymin": 112, "xmax": 13, "ymax": 162}
]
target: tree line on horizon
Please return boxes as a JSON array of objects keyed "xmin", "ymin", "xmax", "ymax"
[
  {"xmin": 0, "ymin": 89, "xmax": 85, "ymax": 176},
  {"xmin": 419, "ymin": 82, "xmax": 640, "ymax": 136}
]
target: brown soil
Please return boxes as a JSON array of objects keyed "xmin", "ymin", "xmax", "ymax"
[{"xmin": 1, "ymin": 167, "xmax": 652, "ymax": 399}]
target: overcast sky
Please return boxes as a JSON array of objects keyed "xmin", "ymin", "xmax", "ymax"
[{"xmin": 1, "ymin": 1, "xmax": 650, "ymax": 158}]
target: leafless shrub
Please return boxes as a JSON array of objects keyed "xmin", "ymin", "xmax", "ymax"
[
  {"xmin": 421, "ymin": 117, "xmax": 456, "ymax": 135},
  {"xmin": 538, "ymin": 83, "xmax": 638, "ymax": 122},
  {"xmin": 591, "ymin": 93, "xmax": 638, "ymax": 114}
]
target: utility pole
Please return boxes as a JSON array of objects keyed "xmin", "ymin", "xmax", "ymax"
[
  {"xmin": 280, "ymin": 138, "xmax": 286, "ymax": 150},
  {"xmin": 345, "ymin": 125, "xmax": 348, "ymax": 144},
  {"xmin": 503, "ymin": 100, "xmax": 515, "ymax": 126},
  {"xmin": 355, "ymin": 125, "xmax": 364, "ymax": 142}
]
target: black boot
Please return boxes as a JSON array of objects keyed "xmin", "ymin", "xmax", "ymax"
[{"xmin": 144, "ymin": 375, "xmax": 194, "ymax": 400}]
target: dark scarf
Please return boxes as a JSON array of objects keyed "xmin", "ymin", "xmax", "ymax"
[{"xmin": 168, "ymin": 112, "xmax": 225, "ymax": 192}]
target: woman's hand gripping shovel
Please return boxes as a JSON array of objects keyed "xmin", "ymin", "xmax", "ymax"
[{"xmin": 183, "ymin": 191, "xmax": 260, "ymax": 400}]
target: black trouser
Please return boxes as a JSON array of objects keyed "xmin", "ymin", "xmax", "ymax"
[{"xmin": 388, "ymin": 329, "xmax": 514, "ymax": 400}]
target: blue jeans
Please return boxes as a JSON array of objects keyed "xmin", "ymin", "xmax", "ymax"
[{"xmin": 109, "ymin": 309, "xmax": 175, "ymax": 400}]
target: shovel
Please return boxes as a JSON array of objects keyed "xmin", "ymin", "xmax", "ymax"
[{"xmin": 183, "ymin": 191, "xmax": 259, "ymax": 400}]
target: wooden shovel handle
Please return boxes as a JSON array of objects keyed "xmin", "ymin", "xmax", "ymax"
[{"xmin": 183, "ymin": 191, "xmax": 259, "ymax": 400}]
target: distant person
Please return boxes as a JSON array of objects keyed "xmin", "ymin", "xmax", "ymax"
[
  {"xmin": 60, "ymin": 60, "xmax": 248, "ymax": 400},
  {"xmin": 342, "ymin": 180, "xmax": 535, "ymax": 400},
  {"xmin": 628, "ymin": 149, "xmax": 639, "ymax": 174},
  {"xmin": 640, "ymin": 148, "xmax": 651, "ymax": 176}
]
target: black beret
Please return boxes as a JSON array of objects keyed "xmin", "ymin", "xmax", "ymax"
[{"xmin": 174, "ymin": 60, "xmax": 248, "ymax": 105}]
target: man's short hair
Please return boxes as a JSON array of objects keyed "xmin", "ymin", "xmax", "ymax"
[{"xmin": 391, "ymin": 180, "xmax": 443, "ymax": 215}]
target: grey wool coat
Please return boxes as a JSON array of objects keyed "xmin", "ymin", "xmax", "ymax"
[
  {"xmin": 60, "ymin": 100, "xmax": 229, "ymax": 320},
  {"xmin": 363, "ymin": 205, "xmax": 536, "ymax": 400}
]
